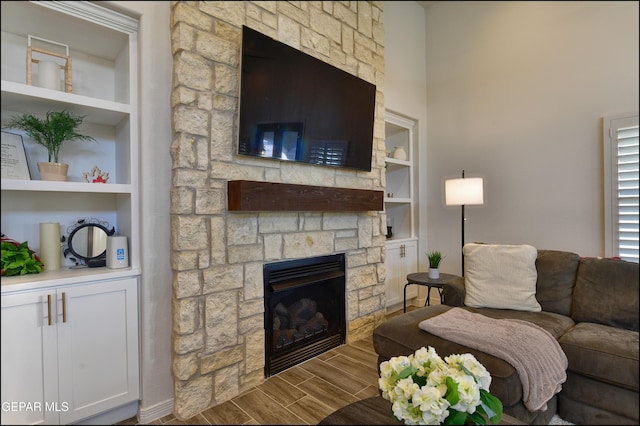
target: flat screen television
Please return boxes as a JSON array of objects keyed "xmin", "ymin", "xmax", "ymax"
[{"xmin": 237, "ymin": 26, "xmax": 377, "ymax": 172}]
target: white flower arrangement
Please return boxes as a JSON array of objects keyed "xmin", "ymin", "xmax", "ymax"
[{"xmin": 379, "ymin": 346, "xmax": 503, "ymax": 425}]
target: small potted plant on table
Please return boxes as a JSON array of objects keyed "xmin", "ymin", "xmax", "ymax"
[
  {"xmin": 426, "ymin": 250, "xmax": 445, "ymax": 279},
  {"xmin": 5, "ymin": 110, "xmax": 95, "ymax": 181}
]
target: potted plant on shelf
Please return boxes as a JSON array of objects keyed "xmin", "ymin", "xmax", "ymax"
[
  {"xmin": 426, "ymin": 250, "xmax": 445, "ymax": 279},
  {"xmin": 1, "ymin": 235, "xmax": 44, "ymax": 276},
  {"xmin": 5, "ymin": 110, "xmax": 95, "ymax": 181}
]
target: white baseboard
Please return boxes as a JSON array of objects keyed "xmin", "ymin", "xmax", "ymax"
[
  {"xmin": 414, "ymin": 296, "xmax": 427, "ymax": 307},
  {"xmin": 73, "ymin": 401, "xmax": 139, "ymax": 425},
  {"xmin": 138, "ymin": 398, "xmax": 174, "ymax": 424}
]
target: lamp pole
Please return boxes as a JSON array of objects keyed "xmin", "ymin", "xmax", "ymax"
[{"xmin": 460, "ymin": 170, "xmax": 465, "ymax": 276}]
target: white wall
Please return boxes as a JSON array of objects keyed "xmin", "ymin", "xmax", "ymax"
[
  {"xmin": 107, "ymin": 1, "xmax": 174, "ymax": 421},
  {"xmin": 384, "ymin": 1, "xmax": 429, "ymax": 270},
  {"xmin": 423, "ymin": 1, "xmax": 638, "ymax": 275}
]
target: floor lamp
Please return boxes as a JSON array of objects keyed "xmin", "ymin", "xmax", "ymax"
[{"xmin": 445, "ymin": 170, "xmax": 484, "ymax": 276}]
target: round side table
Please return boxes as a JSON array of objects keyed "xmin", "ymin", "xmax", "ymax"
[{"xmin": 403, "ymin": 272, "xmax": 461, "ymax": 313}]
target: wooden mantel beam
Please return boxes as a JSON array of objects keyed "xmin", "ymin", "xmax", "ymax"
[{"xmin": 227, "ymin": 180, "xmax": 384, "ymax": 212}]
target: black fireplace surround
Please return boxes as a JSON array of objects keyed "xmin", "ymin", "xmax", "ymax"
[{"xmin": 264, "ymin": 254, "xmax": 346, "ymax": 377}]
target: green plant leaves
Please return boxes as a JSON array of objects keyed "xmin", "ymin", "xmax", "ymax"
[
  {"xmin": 479, "ymin": 389, "xmax": 503, "ymax": 424},
  {"xmin": 397, "ymin": 364, "xmax": 417, "ymax": 380},
  {"xmin": 443, "ymin": 409, "xmax": 467, "ymax": 424},
  {"xmin": 1, "ymin": 240, "xmax": 44, "ymax": 276},
  {"xmin": 426, "ymin": 250, "xmax": 445, "ymax": 268},
  {"xmin": 444, "ymin": 376, "xmax": 460, "ymax": 406},
  {"xmin": 5, "ymin": 110, "xmax": 95, "ymax": 163},
  {"xmin": 442, "ymin": 377, "xmax": 503, "ymax": 425}
]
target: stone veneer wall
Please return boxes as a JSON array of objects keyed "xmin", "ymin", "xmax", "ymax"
[{"xmin": 169, "ymin": 1, "xmax": 387, "ymax": 420}]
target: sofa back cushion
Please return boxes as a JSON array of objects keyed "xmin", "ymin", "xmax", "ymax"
[
  {"xmin": 463, "ymin": 243, "xmax": 542, "ymax": 311},
  {"xmin": 535, "ymin": 250, "xmax": 580, "ymax": 316},
  {"xmin": 572, "ymin": 257, "xmax": 639, "ymax": 331}
]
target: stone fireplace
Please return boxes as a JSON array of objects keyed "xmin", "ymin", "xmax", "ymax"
[{"xmin": 170, "ymin": 1, "xmax": 387, "ymax": 420}]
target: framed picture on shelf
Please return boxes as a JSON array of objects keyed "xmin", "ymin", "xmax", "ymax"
[{"xmin": 1, "ymin": 131, "xmax": 32, "ymax": 180}]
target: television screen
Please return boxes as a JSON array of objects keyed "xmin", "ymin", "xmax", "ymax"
[{"xmin": 237, "ymin": 26, "xmax": 376, "ymax": 172}]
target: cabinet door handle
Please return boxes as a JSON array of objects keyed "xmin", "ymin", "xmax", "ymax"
[
  {"xmin": 47, "ymin": 294, "xmax": 52, "ymax": 326},
  {"xmin": 62, "ymin": 292, "xmax": 67, "ymax": 323},
  {"xmin": 400, "ymin": 244, "xmax": 406, "ymax": 257}
]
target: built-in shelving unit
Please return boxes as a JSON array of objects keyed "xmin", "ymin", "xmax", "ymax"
[
  {"xmin": 384, "ymin": 112, "xmax": 416, "ymax": 241},
  {"xmin": 384, "ymin": 110, "xmax": 418, "ymax": 310},
  {"xmin": 1, "ymin": 2, "xmax": 140, "ymax": 424},
  {"xmin": 1, "ymin": 0, "xmax": 140, "ymax": 285}
]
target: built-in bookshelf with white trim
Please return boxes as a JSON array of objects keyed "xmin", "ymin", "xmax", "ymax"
[
  {"xmin": 384, "ymin": 111, "xmax": 419, "ymax": 310},
  {"xmin": 1, "ymin": 1, "xmax": 140, "ymax": 289}
]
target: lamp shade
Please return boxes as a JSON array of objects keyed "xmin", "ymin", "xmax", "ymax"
[{"xmin": 445, "ymin": 177, "xmax": 484, "ymax": 206}]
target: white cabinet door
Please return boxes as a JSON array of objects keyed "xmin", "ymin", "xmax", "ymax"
[
  {"xmin": 385, "ymin": 239, "xmax": 418, "ymax": 310},
  {"xmin": 57, "ymin": 278, "xmax": 139, "ymax": 424},
  {"xmin": 1, "ymin": 278, "xmax": 139, "ymax": 425},
  {"xmin": 385, "ymin": 243, "xmax": 402, "ymax": 307},
  {"xmin": 1, "ymin": 289, "xmax": 59, "ymax": 425}
]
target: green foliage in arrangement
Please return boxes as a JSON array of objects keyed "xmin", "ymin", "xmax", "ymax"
[
  {"xmin": 1, "ymin": 240, "xmax": 44, "ymax": 276},
  {"xmin": 426, "ymin": 250, "xmax": 445, "ymax": 268},
  {"xmin": 6, "ymin": 110, "xmax": 95, "ymax": 163}
]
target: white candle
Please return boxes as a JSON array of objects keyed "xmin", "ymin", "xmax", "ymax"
[
  {"xmin": 39, "ymin": 223, "xmax": 61, "ymax": 271},
  {"xmin": 37, "ymin": 61, "xmax": 60, "ymax": 91}
]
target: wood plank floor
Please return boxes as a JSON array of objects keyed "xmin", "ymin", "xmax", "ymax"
[{"xmin": 118, "ymin": 308, "xmax": 414, "ymax": 425}]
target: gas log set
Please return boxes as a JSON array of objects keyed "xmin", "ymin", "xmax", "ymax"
[{"xmin": 273, "ymin": 298, "xmax": 329, "ymax": 349}]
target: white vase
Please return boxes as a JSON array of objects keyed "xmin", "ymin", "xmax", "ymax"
[
  {"xmin": 392, "ymin": 146, "xmax": 407, "ymax": 161},
  {"xmin": 428, "ymin": 268, "xmax": 440, "ymax": 279}
]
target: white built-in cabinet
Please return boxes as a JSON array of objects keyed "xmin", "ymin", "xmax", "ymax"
[
  {"xmin": 1, "ymin": 2, "xmax": 140, "ymax": 424},
  {"xmin": 385, "ymin": 239, "xmax": 418, "ymax": 309},
  {"xmin": 1, "ymin": 278, "xmax": 139, "ymax": 425},
  {"xmin": 384, "ymin": 111, "xmax": 418, "ymax": 310}
]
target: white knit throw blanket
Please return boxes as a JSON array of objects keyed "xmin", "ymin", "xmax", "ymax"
[{"xmin": 419, "ymin": 308, "xmax": 568, "ymax": 412}]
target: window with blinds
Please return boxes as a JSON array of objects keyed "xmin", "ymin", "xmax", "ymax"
[{"xmin": 604, "ymin": 113, "xmax": 639, "ymax": 263}]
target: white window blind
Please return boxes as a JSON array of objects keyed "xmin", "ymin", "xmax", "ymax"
[{"xmin": 604, "ymin": 113, "xmax": 639, "ymax": 263}]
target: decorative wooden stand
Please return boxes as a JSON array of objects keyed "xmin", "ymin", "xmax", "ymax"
[{"xmin": 26, "ymin": 35, "xmax": 72, "ymax": 93}]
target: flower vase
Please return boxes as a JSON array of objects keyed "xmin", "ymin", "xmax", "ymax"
[{"xmin": 428, "ymin": 268, "xmax": 440, "ymax": 279}]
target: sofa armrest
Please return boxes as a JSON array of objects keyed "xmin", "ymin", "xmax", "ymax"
[{"xmin": 442, "ymin": 276, "xmax": 465, "ymax": 306}]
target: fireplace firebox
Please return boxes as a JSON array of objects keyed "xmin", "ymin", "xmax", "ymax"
[{"xmin": 264, "ymin": 254, "xmax": 346, "ymax": 377}]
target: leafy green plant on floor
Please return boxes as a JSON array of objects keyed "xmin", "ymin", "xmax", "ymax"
[{"xmin": 1, "ymin": 238, "xmax": 44, "ymax": 276}]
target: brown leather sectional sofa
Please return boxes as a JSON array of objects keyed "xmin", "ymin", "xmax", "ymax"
[{"xmin": 373, "ymin": 250, "xmax": 639, "ymax": 424}]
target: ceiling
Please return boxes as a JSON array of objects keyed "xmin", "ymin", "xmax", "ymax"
[{"xmin": 416, "ymin": 1, "xmax": 439, "ymax": 9}]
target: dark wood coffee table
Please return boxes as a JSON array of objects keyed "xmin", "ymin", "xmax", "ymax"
[
  {"xmin": 318, "ymin": 396, "xmax": 400, "ymax": 425},
  {"xmin": 318, "ymin": 396, "xmax": 525, "ymax": 425}
]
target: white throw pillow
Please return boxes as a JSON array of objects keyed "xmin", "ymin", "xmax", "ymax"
[{"xmin": 463, "ymin": 243, "xmax": 541, "ymax": 312}]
